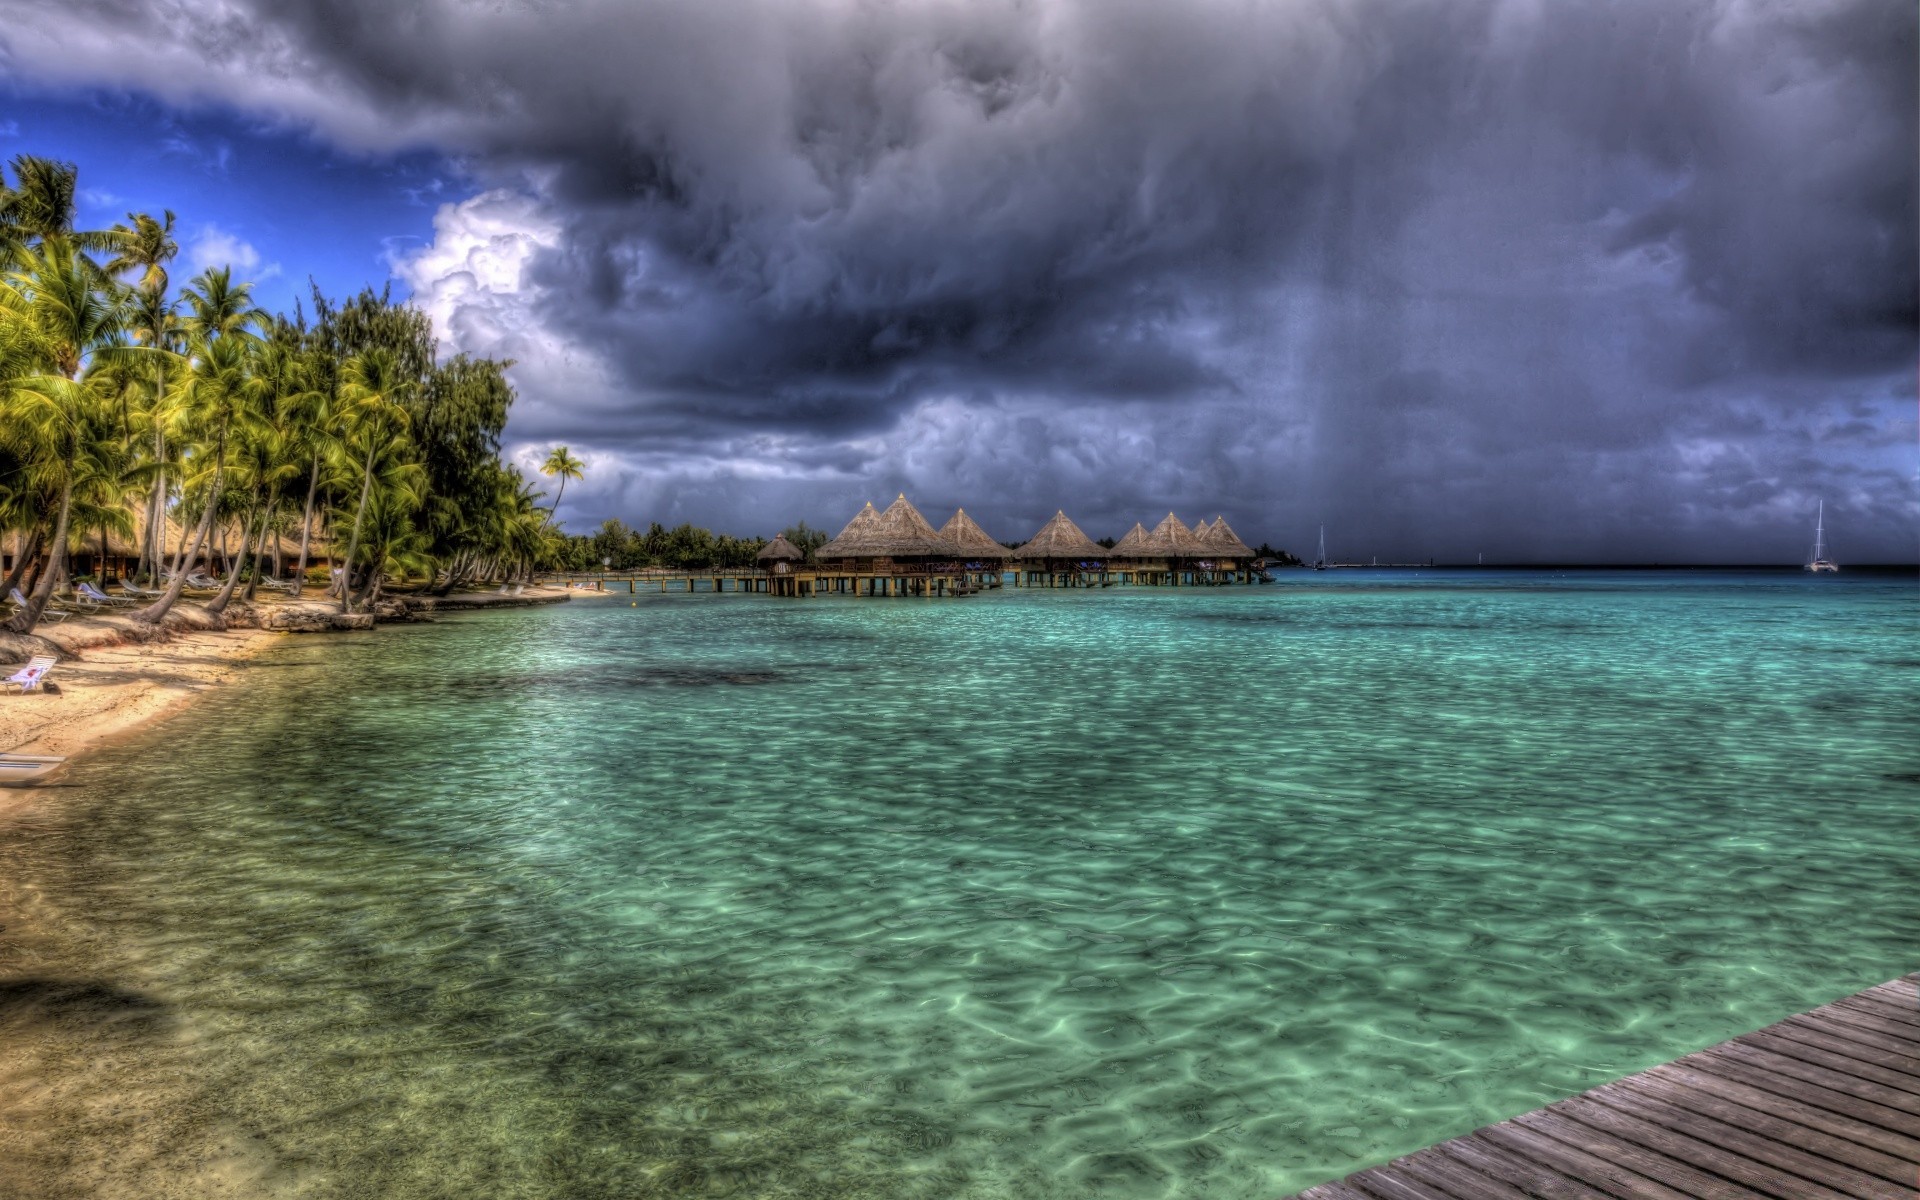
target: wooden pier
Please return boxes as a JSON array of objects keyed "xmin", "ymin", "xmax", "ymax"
[
  {"xmin": 1290, "ymin": 973, "xmax": 1920, "ymax": 1199},
  {"xmin": 547, "ymin": 565, "xmax": 1265, "ymax": 598}
]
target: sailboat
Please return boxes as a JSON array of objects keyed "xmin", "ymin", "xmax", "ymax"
[
  {"xmin": 1807, "ymin": 501, "xmax": 1838, "ymax": 573},
  {"xmin": 1313, "ymin": 526, "xmax": 1329, "ymax": 570}
]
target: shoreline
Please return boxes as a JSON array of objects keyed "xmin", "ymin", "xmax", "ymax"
[{"xmin": 0, "ymin": 586, "xmax": 581, "ymax": 821}]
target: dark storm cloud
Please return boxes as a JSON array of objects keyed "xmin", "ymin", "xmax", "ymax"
[{"xmin": 3, "ymin": 0, "xmax": 1913, "ymax": 558}]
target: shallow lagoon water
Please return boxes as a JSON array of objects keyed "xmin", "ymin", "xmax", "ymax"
[{"xmin": 2, "ymin": 570, "xmax": 1916, "ymax": 1198}]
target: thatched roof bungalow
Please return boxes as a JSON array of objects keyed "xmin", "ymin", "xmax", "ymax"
[
  {"xmin": 1142, "ymin": 512, "xmax": 1204, "ymax": 560},
  {"xmin": 1015, "ymin": 510, "xmax": 1105, "ymax": 567},
  {"xmin": 815, "ymin": 495, "xmax": 957, "ymax": 566},
  {"xmin": 1198, "ymin": 515, "xmax": 1253, "ymax": 561},
  {"xmin": 1107, "ymin": 522, "xmax": 1153, "ymax": 560},
  {"xmin": 756, "ymin": 533, "xmax": 806, "ymax": 572},
  {"xmin": 939, "ymin": 509, "xmax": 1014, "ymax": 561}
]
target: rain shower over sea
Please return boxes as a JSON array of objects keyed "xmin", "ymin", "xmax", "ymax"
[{"xmin": 2, "ymin": 569, "xmax": 1916, "ymax": 1199}]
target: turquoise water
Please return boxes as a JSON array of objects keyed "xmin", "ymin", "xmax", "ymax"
[{"xmin": 1, "ymin": 570, "xmax": 1916, "ymax": 1199}]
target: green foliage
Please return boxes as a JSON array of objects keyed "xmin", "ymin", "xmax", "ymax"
[
  {"xmin": 0, "ymin": 154, "xmax": 552, "ymax": 630},
  {"xmin": 560, "ymin": 519, "xmax": 768, "ymax": 571}
]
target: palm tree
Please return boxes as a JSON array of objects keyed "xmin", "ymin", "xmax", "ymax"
[
  {"xmin": 540, "ymin": 445, "xmax": 584, "ymax": 527},
  {"xmin": 334, "ymin": 349, "xmax": 413, "ymax": 612},
  {"xmin": 106, "ymin": 210, "xmax": 178, "ymax": 296},
  {"xmin": 133, "ymin": 333, "xmax": 261, "ymax": 624},
  {"xmin": 2, "ymin": 238, "xmax": 133, "ymax": 632},
  {"xmin": 0, "ymin": 155, "xmax": 131, "ymax": 269}
]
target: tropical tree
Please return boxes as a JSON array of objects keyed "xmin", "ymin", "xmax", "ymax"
[
  {"xmin": 540, "ymin": 445, "xmax": 584, "ymax": 526},
  {"xmin": 333, "ymin": 348, "xmax": 413, "ymax": 612}
]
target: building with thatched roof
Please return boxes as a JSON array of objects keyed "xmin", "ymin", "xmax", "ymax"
[
  {"xmin": 939, "ymin": 509, "xmax": 1014, "ymax": 561},
  {"xmin": 756, "ymin": 533, "xmax": 805, "ymax": 574},
  {"xmin": 1197, "ymin": 515, "xmax": 1253, "ymax": 561},
  {"xmin": 815, "ymin": 495, "xmax": 957, "ymax": 565},
  {"xmin": 1141, "ymin": 512, "xmax": 1203, "ymax": 560},
  {"xmin": 1107, "ymin": 522, "xmax": 1153, "ymax": 560}
]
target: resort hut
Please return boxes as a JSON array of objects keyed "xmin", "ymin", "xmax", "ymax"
[
  {"xmin": 1014, "ymin": 510, "xmax": 1106, "ymax": 586},
  {"xmin": 813, "ymin": 495, "xmax": 959, "ymax": 595},
  {"xmin": 1142, "ymin": 512, "xmax": 1202, "ymax": 560},
  {"xmin": 1199, "ymin": 516, "xmax": 1253, "ymax": 562},
  {"xmin": 940, "ymin": 509, "xmax": 1014, "ymax": 587},
  {"xmin": 1108, "ymin": 522, "xmax": 1153, "ymax": 559},
  {"xmin": 756, "ymin": 533, "xmax": 805, "ymax": 574}
]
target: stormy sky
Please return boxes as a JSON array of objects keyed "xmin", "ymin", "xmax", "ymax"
[{"xmin": 3, "ymin": 0, "xmax": 1915, "ymax": 562}]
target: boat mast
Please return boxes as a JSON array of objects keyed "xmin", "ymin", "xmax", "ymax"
[
  {"xmin": 1317, "ymin": 525, "xmax": 1327, "ymax": 567},
  {"xmin": 1813, "ymin": 501, "xmax": 1826, "ymax": 562}
]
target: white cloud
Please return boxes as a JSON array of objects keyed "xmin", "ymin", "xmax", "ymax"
[{"xmin": 183, "ymin": 223, "xmax": 278, "ymax": 281}]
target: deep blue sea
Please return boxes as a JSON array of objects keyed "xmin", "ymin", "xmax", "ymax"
[{"xmin": 2, "ymin": 569, "xmax": 1916, "ymax": 1199}]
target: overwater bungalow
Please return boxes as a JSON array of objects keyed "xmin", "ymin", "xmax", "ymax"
[
  {"xmin": 939, "ymin": 509, "xmax": 1015, "ymax": 590},
  {"xmin": 1104, "ymin": 512, "xmax": 1260, "ymax": 585},
  {"xmin": 754, "ymin": 534, "xmax": 806, "ymax": 594},
  {"xmin": 812, "ymin": 495, "xmax": 964, "ymax": 596},
  {"xmin": 1014, "ymin": 511, "xmax": 1107, "ymax": 587}
]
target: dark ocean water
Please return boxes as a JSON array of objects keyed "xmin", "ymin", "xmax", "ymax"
[{"xmin": 2, "ymin": 569, "xmax": 1915, "ymax": 1198}]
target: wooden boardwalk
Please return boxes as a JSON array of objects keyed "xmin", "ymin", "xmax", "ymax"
[{"xmin": 1292, "ymin": 973, "xmax": 1920, "ymax": 1200}]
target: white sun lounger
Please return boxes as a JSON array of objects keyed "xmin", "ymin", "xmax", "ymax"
[
  {"xmin": 0, "ymin": 752, "xmax": 66, "ymax": 784},
  {"xmin": 78, "ymin": 581, "xmax": 133, "ymax": 606},
  {"xmin": 4, "ymin": 655, "xmax": 58, "ymax": 694},
  {"xmin": 7, "ymin": 588, "xmax": 71, "ymax": 623}
]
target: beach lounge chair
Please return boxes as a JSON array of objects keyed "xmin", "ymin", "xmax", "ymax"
[
  {"xmin": 78, "ymin": 581, "xmax": 135, "ymax": 606},
  {"xmin": 0, "ymin": 753, "xmax": 66, "ymax": 784},
  {"xmin": 258, "ymin": 575, "xmax": 299, "ymax": 592},
  {"xmin": 4, "ymin": 654, "xmax": 57, "ymax": 694},
  {"xmin": 185, "ymin": 571, "xmax": 221, "ymax": 589},
  {"xmin": 7, "ymin": 587, "xmax": 71, "ymax": 623},
  {"xmin": 117, "ymin": 578, "xmax": 161, "ymax": 599}
]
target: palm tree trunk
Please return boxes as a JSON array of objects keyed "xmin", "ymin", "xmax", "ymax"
[
  {"xmin": 8, "ymin": 472, "xmax": 75, "ymax": 634},
  {"xmin": 1, "ymin": 527, "xmax": 44, "ymax": 600},
  {"xmin": 207, "ymin": 503, "xmax": 262, "ymax": 617},
  {"xmin": 138, "ymin": 426, "xmax": 228, "ymax": 625},
  {"xmin": 292, "ymin": 454, "xmax": 319, "ymax": 597},
  {"xmin": 339, "ymin": 444, "xmax": 377, "ymax": 613},
  {"xmin": 248, "ymin": 491, "xmax": 276, "ymax": 601}
]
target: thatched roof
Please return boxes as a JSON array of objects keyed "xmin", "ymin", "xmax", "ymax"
[
  {"xmin": 816, "ymin": 495, "xmax": 956, "ymax": 559},
  {"xmin": 756, "ymin": 533, "xmax": 805, "ymax": 563},
  {"xmin": 1017, "ymin": 510, "xmax": 1104, "ymax": 560},
  {"xmin": 1199, "ymin": 515, "xmax": 1253, "ymax": 558},
  {"xmin": 1143, "ymin": 512, "xmax": 1203, "ymax": 558},
  {"xmin": 1108, "ymin": 521, "xmax": 1154, "ymax": 559},
  {"xmin": 939, "ymin": 509, "xmax": 1014, "ymax": 559}
]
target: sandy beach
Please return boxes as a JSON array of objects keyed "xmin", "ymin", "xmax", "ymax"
[{"xmin": 0, "ymin": 587, "xmax": 581, "ymax": 822}]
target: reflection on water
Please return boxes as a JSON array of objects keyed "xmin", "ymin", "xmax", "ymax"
[{"xmin": 2, "ymin": 571, "xmax": 1917, "ymax": 1199}]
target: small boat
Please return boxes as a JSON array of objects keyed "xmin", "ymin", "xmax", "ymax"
[
  {"xmin": 1807, "ymin": 501, "xmax": 1839, "ymax": 573},
  {"xmin": 0, "ymin": 753, "xmax": 66, "ymax": 785}
]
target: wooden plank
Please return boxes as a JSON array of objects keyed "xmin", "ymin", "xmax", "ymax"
[
  {"xmin": 1740, "ymin": 1029, "xmax": 1920, "ymax": 1097},
  {"xmin": 1827, "ymin": 990, "xmax": 1920, "ymax": 1021},
  {"xmin": 1296, "ymin": 1182, "xmax": 1383, "ymax": 1200},
  {"xmin": 1474, "ymin": 1113, "xmax": 1689, "ymax": 1198},
  {"xmin": 1588, "ymin": 1081, "xmax": 1905, "ymax": 1198},
  {"xmin": 1342, "ymin": 1165, "xmax": 1460, "ymax": 1200},
  {"xmin": 1677, "ymin": 1049, "xmax": 1920, "ymax": 1140},
  {"xmin": 1782, "ymin": 1013, "xmax": 1920, "ymax": 1066},
  {"xmin": 1388, "ymin": 1148, "xmax": 1542, "ymax": 1200},
  {"xmin": 1432, "ymin": 1135, "xmax": 1623, "ymax": 1199},
  {"xmin": 1545, "ymin": 1094, "xmax": 1859, "ymax": 1200},
  {"xmin": 1832, "ymin": 995, "xmax": 1920, "ymax": 1032},
  {"xmin": 1507, "ymin": 1108, "xmax": 1759, "ymax": 1200},
  {"xmin": 1817, "ymin": 1002, "xmax": 1920, "ymax": 1044},
  {"xmin": 1475, "ymin": 1120, "xmax": 1696, "ymax": 1200},
  {"xmin": 1701, "ymin": 1041, "xmax": 1920, "ymax": 1117},
  {"xmin": 1859, "ymin": 979, "xmax": 1920, "ymax": 1014},
  {"xmin": 1643, "ymin": 1059, "xmax": 1920, "ymax": 1169}
]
